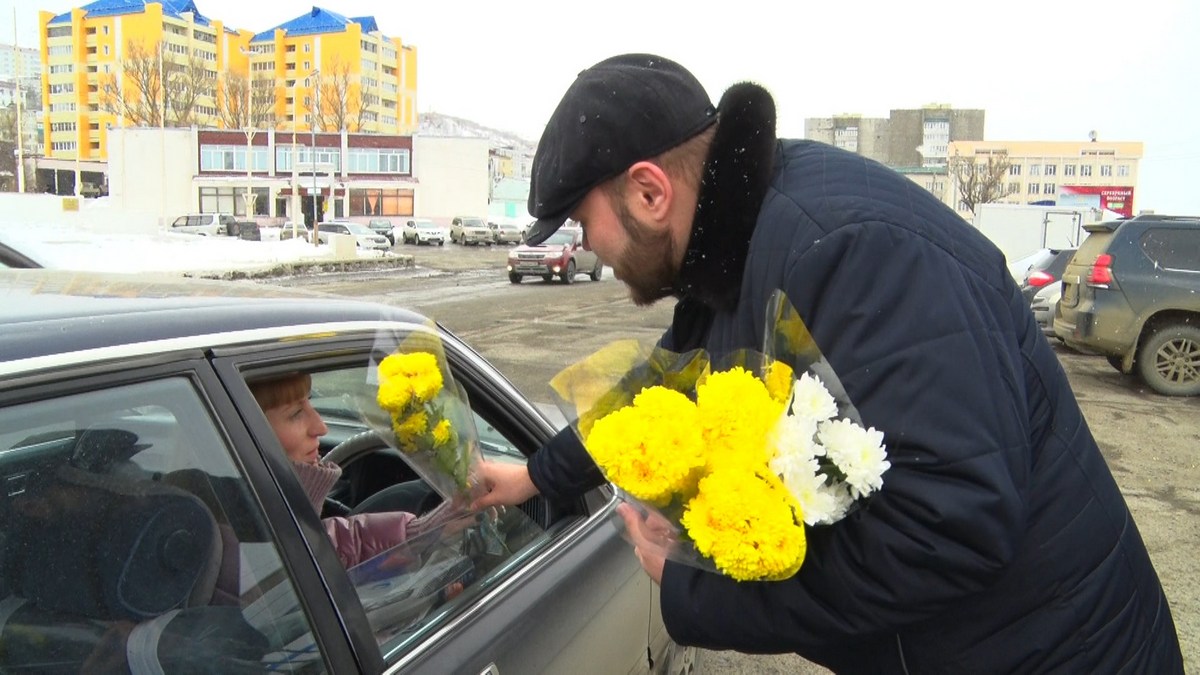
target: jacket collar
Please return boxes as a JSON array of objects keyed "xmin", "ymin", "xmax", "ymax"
[{"xmin": 675, "ymin": 82, "xmax": 778, "ymax": 312}]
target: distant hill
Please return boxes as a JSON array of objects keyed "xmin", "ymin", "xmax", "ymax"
[{"xmin": 418, "ymin": 112, "xmax": 535, "ymax": 154}]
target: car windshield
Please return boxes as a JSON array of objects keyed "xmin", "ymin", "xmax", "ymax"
[
  {"xmin": 345, "ymin": 223, "xmax": 375, "ymax": 235},
  {"xmin": 462, "ymin": 218, "xmax": 485, "ymax": 227},
  {"xmin": 413, "ymin": 221, "xmax": 437, "ymax": 229},
  {"xmin": 542, "ymin": 230, "xmax": 576, "ymax": 246}
]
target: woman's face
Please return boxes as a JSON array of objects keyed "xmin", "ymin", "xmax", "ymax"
[{"xmin": 263, "ymin": 395, "xmax": 329, "ymax": 465}]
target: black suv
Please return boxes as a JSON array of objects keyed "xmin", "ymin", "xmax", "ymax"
[{"xmin": 1053, "ymin": 215, "xmax": 1200, "ymax": 396}]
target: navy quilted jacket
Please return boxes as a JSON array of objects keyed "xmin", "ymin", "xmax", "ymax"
[{"xmin": 528, "ymin": 85, "xmax": 1182, "ymax": 673}]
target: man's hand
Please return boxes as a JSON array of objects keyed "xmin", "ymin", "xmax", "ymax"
[
  {"xmin": 471, "ymin": 461, "xmax": 539, "ymax": 510},
  {"xmin": 617, "ymin": 503, "xmax": 668, "ymax": 585}
]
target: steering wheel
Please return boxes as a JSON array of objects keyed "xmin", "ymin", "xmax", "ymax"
[{"xmin": 323, "ymin": 429, "xmax": 390, "ymax": 468}]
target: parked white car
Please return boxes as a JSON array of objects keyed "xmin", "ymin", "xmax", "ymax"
[
  {"xmin": 169, "ymin": 213, "xmax": 238, "ymax": 237},
  {"xmin": 315, "ymin": 221, "xmax": 391, "ymax": 251},
  {"xmin": 401, "ymin": 218, "xmax": 449, "ymax": 246}
]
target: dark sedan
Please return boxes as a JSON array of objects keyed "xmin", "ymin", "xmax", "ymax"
[{"xmin": 0, "ymin": 269, "xmax": 685, "ymax": 674}]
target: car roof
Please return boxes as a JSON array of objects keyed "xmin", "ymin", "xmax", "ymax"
[{"xmin": 0, "ymin": 269, "xmax": 427, "ymax": 364}]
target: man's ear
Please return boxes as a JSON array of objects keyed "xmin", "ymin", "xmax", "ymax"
[{"xmin": 624, "ymin": 161, "xmax": 673, "ymax": 223}]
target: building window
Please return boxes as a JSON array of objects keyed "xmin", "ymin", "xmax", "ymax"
[
  {"xmin": 1100, "ymin": 165, "xmax": 1112, "ymax": 177},
  {"xmin": 200, "ymin": 144, "xmax": 269, "ymax": 172},
  {"xmin": 1118, "ymin": 165, "xmax": 1130, "ymax": 177},
  {"xmin": 346, "ymin": 147, "xmax": 411, "ymax": 174},
  {"xmin": 103, "ymin": 25, "xmax": 109, "ymax": 35},
  {"xmin": 1028, "ymin": 183, "xmax": 1040, "ymax": 195},
  {"xmin": 1064, "ymin": 164, "xmax": 1076, "ymax": 176},
  {"xmin": 47, "ymin": 26, "xmax": 72, "ymax": 38},
  {"xmin": 1009, "ymin": 165, "xmax": 1021, "ymax": 176},
  {"xmin": 1029, "ymin": 164, "xmax": 1041, "ymax": 176},
  {"xmin": 48, "ymin": 45, "xmax": 73, "ymax": 56},
  {"xmin": 1045, "ymin": 164, "xmax": 1057, "ymax": 176},
  {"xmin": 1081, "ymin": 165, "xmax": 1093, "ymax": 177},
  {"xmin": 1044, "ymin": 183, "xmax": 1056, "ymax": 194},
  {"xmin": 275, "ymin": 146, "xmax": 342, "ymax": 172},
  {"xmin": 349, "ymin": 188, "xmax": 414, "ymax": 217}
]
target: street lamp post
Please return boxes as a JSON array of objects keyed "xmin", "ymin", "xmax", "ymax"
[
  {"xmin": 309, "ymin": 68, "xmax": 320, "ymax": 248},
  {"xmin": 12, "ymin": 11, "xmax": 26, "ymax": 193},
  {"xmin": 239, "ymin": 47, "xmax": 256, "ymax": 224}
]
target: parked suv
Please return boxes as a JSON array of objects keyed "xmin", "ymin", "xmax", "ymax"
[
  {"xmin": 169, "ymin": 213, "xmax": 238, "ymax": 236},
  {"xmin": 1053, "ymin": 215, "xmax": 1200, "ymax": 396},
  {"xmin": 450, "ymin": 216, "xmax": 493, "ymax": 246}
]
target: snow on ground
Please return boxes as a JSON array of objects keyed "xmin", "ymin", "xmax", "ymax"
[{"xmin": 0, "ymin": 220, "xmax": 397, "ymax": 275}]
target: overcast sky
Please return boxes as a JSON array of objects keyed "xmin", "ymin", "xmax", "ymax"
[{"xmin": 5, "ymin": 0, "xmax": 1198, "ymax": 215}]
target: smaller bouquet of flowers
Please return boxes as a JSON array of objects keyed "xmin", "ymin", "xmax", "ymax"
[
  {"xmin": 550, "ymin": 290, "xmax": 890, "ymax": 582},
  {"xmin": 364, "ymin": 326, "xmax": 485, "ymax": 508}
]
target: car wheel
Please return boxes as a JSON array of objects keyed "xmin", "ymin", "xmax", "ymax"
[
  {"xmin": 561, "ymin": 260, "xmax": 576, "ymax": 284},
  {"xmin": 589, "ymin": 260, "xmax": 603, "ymax": 281},
  {"xmin": 438, "ymin": 241, "xmax": 444, "ymax": 247},
  {"xmin": 509, "ymin": 272, "xmax": 522, "ymax": 284},
  {"xmin": 1135, "ymin": 322, "xmax": 1200, "ymax": 396}
]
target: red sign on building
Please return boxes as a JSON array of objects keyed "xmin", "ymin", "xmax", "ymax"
[{"xmin": 1059, "ymin": 185, "xmax": 1135, "ymax": 218}]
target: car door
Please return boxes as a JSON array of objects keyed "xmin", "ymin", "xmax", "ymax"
[
  {"xmin": 210, "ymin": 326, "xmax": 658, "ymax": 675},
  {"xmin": 0, "ymin": 357, "xmax": 372, "ymax": 673}
]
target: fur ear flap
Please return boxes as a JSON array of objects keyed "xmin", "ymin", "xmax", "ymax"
[{"xmin": 679, "ymin": 83, "xmax": 778, "ymax": 311}]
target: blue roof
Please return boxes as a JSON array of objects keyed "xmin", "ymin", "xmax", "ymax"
[
  {"xmin": 251, "ymin": 6, "xmax": 382, "ymax": 43},
  {"xmin": 50, "ymin": 0, "xmax": 210, "ymax": 26}
]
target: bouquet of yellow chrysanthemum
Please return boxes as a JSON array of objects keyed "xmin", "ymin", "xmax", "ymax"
[
  {"xmin": 364, "ymin": 327, "xmax": 485, "ymax": 507},
  {"xmin": 550, "ymin": 290, "xmax": 889, "ymax": 582}
]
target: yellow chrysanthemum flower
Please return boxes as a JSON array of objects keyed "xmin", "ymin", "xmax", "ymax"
[
  {"xmin": 378, "ymin": 352, "xmax": 444, "ymax": 408},
  {"xmin": 392, "ymin": 410, "xmax": 429, "ymax": 449},
  {"xmin": 586, "ymin": 386, "xmax": 706, "ymax": 507},
  {"xmin": 696, "ymin": 368, "xmax": 785, "ymax": 470},
  {"xmin": 681, "ymin": 469, "xmax": 807, "ymax": 582},
  {"xmin": 431, "ymin": 418, "xmax": 455, "ymax": 448}
]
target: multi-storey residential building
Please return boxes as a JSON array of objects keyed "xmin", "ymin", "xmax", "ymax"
[
  {"xmin": 806, "ymin": 105, "xmax": 985, "ymax": 168},
  {"xmin": 0, "ymin": 44, "xmax": 42, "ymax": 82},
  {"xmin": 946, "ymin": 140, "xmax": 1143, "ymax": 218},
  {"xmin": 248, "ymin": 7, "xmax": 417, "ymax": 136},
  {"xmin": 38, "ymin": 0, "xmax": 247, "ymax": 164},
  {"xmin": 38, "ymin": 2, "xmax": 417, "ymax": 172}
]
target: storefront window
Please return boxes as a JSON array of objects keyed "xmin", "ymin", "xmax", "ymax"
[{"xmin": 349, "ymin": 188, "xmax": 414, "ymax": 217}]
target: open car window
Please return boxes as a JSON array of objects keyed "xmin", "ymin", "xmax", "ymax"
[{"xmin": 243, "ymin": 344, "xmax": 559, "ymax": 663}]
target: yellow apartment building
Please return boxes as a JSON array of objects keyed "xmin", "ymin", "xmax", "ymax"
[
  {"xmin": 946, "ymin": 140, "xmax": 1144, "ymax": 218},
  {"xmin": 249, "ymin": 7, "xmax": 417, "ymax": 137},
  {"xmin": 38, "ymin": 0, "xmax": 245, "ymax": 164},
  {"xmin": 38, "ymin": 2, "xmax": 417, "ymax": 169}
]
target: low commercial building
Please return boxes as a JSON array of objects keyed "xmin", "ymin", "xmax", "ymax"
[{"xmin": 107, "ymin": 126, "xmax": 487, "ymax": 228}]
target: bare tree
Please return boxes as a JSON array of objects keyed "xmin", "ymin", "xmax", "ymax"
[
  {"xmin": 948, "ymin": 152, "xmax": 1013, "ymax": 215},
  {"xmin": 99, "ymin": 40, "xmax": 165, "ymax": 126},
  {"xmin": 164, "ymin": 53, "xmax": 213, "ymax": 127},
  {"xmin": 218, "ymin": 72, "xmax": 275, "ymax": 129},
  {"xmin": 99, "ymin": 39, "xmax": 216, "ymax": 127},
  {"xmin": 0, "ymin": 104, "xmax": 17, "ymax": 143},
  {"xmin": 312, "ymin": 60, "xmax": 366, "ymax": 132}
]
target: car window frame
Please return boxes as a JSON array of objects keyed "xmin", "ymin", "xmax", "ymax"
[
  {"xmin": 209, "ymin": 326, "xmax": 635, "ymax": 671},
  {"xmin": 0, "ymin": 354, "xmax": 371, "ymax": 673}
]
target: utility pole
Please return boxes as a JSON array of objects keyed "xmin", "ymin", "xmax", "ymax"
[
  {"xmin": 239, "ymin": 46, "xmax": 256, "ymax": 222},
  {"xmin": 13, "ymin": 9, "xmax": 26, "ymax": 193},
  {"xmin": 159, "ymin": 41, "xmax": 167, "ymax": 225},
  {"xmin": 310, "ymin": 68, "xmax": 319, "ymax": 248}
]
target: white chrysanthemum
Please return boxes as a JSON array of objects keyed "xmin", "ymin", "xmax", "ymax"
[
  {"xmin": 769, "ymin": 414, "xmax": 820, "ymax": 460},
  {"xmin": 818, "ymin": 418, "xmax": 890, "ymax": 499},
  {"xmin": 790, "ymin": 372, "xmax": 839, "ymax": 423},
  {"xmin": 787, "ymin": 464, "xmax": 844, "ymax": 525}
]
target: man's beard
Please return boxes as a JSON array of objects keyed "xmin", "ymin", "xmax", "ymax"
[{"xmin": 611, "ymin": 199, "xmax": 680, "ymax": 307}]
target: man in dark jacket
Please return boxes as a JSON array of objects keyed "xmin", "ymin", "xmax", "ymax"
[{"xmin": 472, "ymin": 54, "xmax": 1183, "ymax": 673}]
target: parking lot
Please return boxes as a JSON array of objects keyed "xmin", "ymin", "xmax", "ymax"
[{"xmin": 274, "ymin": 240, "xmax": 1199, "ymax": 672}]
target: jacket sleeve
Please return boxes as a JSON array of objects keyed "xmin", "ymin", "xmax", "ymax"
[
  {"xmin": 527, "ymin": 426, "xmax": 605, "ymax": 505},
  {"xmin": 323, "ymin": 511, "xmax": 415, "ymax": 569},
  {"xmin": 661, "ymin": 221, "xmax": 1033, "ymax": 653}
]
